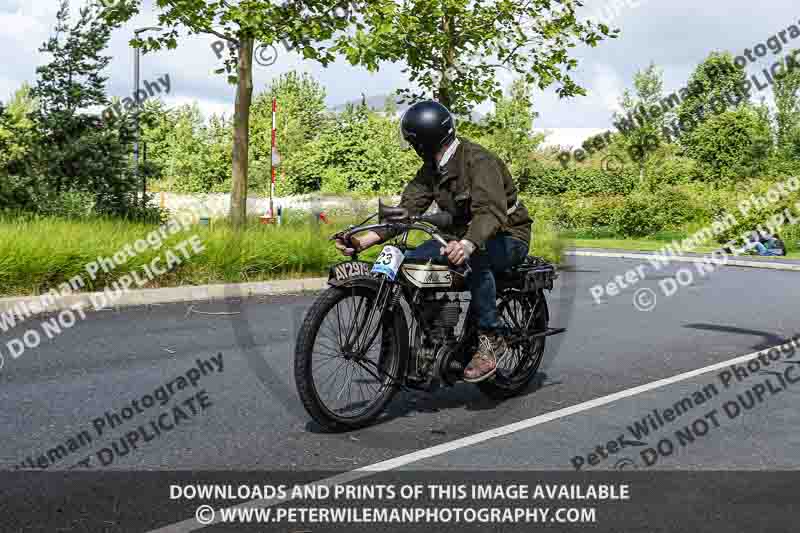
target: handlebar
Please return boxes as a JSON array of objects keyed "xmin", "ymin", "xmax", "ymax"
[
  {"xmin": 331, "ymin": 220, "xmax": 452, "ymax": 248},
  {"xmin": 330, "ymin": 213, "xmax": 471, "ymax": 273}
]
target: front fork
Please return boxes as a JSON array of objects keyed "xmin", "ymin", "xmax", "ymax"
[{"xmin": 352, "ymin": 276, "xmax": 396, "ymax": 355}]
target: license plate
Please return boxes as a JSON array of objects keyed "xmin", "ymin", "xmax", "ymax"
[
  {"xmin": 329, "ymin": 261, "xmax": 373, "ymax": 282},
  {"xmin": 371, "ymin": 246, "xmax": 404, "ymax": 280}
]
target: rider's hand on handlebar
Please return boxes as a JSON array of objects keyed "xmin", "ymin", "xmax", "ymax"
[
  {"xmin": 335, "ymin": 230, "xmax": 382, "ymax": 257},
  {"xmin": 440, "ymin": 239, "xmax": 476, "ymax": 266}
]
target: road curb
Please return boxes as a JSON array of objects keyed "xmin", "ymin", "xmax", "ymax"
[
  {"xmin": 4, "ymin": 249, "xmax": 795, "ymax": 319},
  {"xmin": 565, "ymin": 250, "xmax": 800, "ymax": 272},
  {"xmin": 0, "ymin": 278, "xmax": 328, "ymax": 318}
]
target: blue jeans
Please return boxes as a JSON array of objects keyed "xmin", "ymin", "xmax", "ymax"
[
  {"xmin": 753, "ymin": 242, "xmax": 784, "ymax": 256},
  {"xmin": 404, "ymin": 233, "xmax": 529, "ymax": 332}
]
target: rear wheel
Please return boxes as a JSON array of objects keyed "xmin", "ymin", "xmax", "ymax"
[
  {"xmin": 477, "ymin": 290, "xmax": 548, "ymax": 400},
  {"xmin": 294, "ymin": 285, "xmax": 406, "ymax": 431}
]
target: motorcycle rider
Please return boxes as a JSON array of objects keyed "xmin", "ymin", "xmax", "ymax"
[{"xmin": 335, "ymin": 100, "xmax": 533, "ymax": 383}]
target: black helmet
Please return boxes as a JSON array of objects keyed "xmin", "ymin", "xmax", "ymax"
[{"xmin": 400, "ymin": 100, "xmax": 456, "ymax": 160}]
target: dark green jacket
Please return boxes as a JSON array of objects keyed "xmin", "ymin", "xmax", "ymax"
[{"xmin": 378, "ymin": 139, "xmax": 532, "ymax": 248}]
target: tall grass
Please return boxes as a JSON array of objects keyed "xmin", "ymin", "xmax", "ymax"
[
  {"xmin": 0, "ymin": 214, "xmax": 342, "ymax": 296},
  {"xmin": 0, "ymin": 213, "xmax": 562, "ymax": 297}
]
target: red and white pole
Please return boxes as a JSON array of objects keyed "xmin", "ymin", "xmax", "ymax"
[{"xmin": 269, "ymin": 97, "xmax": 277, "ymax": 220}]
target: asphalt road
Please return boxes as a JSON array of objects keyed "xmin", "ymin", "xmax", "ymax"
[{"xmin": 3, "ymin": 254, "xmax": 800, "ymax": 475}]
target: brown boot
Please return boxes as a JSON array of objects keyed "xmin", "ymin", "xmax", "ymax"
[{"xmin": 463, "ymin": 333, "xmax": 507, "ymax": 383}]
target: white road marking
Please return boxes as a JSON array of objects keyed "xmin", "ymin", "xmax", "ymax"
[
  {"xmin": 148, "ymin": 339, "xmax": 797, "ymax": 532},
  {"xmin": 565, "ymin": 250, "xmax": 800, "ymax": 272}
]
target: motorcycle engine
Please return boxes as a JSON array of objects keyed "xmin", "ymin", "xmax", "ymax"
[
  {"xmin": 420, "ymin": 294, "xmax": 463, "ymax": 342},
  {"xmin": 409, "ymin": 294, "xmax": 465, "ymax": 384}
]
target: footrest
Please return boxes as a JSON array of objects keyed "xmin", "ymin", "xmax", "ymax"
[{"xmin": 531, "ymin": 327, "xmax": 566, "ymax": 338}]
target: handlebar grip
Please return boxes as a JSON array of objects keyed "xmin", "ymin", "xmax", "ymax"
[{"xmin": 331, "ymin": 230, "xmax": 356, "ymax": 251}]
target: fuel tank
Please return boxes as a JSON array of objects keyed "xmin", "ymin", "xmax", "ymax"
[{"xmin": 400, "ymin": 261, "xmax": 467, "ymax": 291}]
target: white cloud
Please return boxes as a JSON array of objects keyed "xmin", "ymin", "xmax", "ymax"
[
  {"xmin": 589, "ymin": 63, "xmax": 626, "ymax": 115},
  {"xmin": 2, "ymin": 0, "xmax": 799, "ymax": 131},
  {"xmin": 0, "ymin": 11, "xmax": 50, "ymax": 41}
]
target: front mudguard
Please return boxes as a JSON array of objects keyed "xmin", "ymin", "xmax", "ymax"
[{"xmin": 327, "ymin": 275, "xmax": 381, "ymax": 291}]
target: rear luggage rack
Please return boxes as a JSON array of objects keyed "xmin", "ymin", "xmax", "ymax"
[
  {"xmin": 518, "ymin": 257, "xmax": 558, "ymax": 292},
  {"xmin": 497, "ymin": 256, "xmax": 559, "ymax": 292}
]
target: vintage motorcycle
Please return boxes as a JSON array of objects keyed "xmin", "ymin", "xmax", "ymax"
[{"xmin": 294, "ymin": 202, "xmax": 564, "ymax": 431}]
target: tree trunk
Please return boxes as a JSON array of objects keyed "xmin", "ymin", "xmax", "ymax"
[
  {"xmin": 437, "ymin": 12, "xmax": 454, "ymax": 110},
  {"xmin": 230, "ymin": 36, "xmax": 254, "ymax": 229}
]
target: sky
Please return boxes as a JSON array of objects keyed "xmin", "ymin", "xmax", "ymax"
[{"xmin": 1, "ymin": 0, "xmax": 798, "ymax": 149}]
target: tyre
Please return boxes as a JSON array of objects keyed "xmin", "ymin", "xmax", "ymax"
[
  {"xmin": 294, "ymin": 284, "xmax": 407, "ymax": 431},
  {"xmin": 477, "ymin": 290, "xmax": 548, "ymax": 400}
]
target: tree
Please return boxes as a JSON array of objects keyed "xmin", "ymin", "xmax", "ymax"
[
  {"xmin": 675, "ymin": 52, "xmax": 748, "ymax": 145},
  {"xmin": 684, "ymin": 106, "xmax": 772, "ymax": 181},
  {"xmin": 0, "ymin": 89, "xmax": 40, "ymax": 211},
  {"xmin": 32, "ymin": 0, "xmax": 138, "ymax": 216},
  {"xmin": 137, "ymin": 98, "xmax": 173, "ymax": 185},
  {"xmin": 161, "ymin": 104, "xmax": 208, "ymax": 192},
  {"xmin": 203, "ymin": 113, "xmax": 234, "ymax": 192},
  {"xmin": 332, "ymin": 0, "xmax": 617, "ymax": 115},
  {"xmin": 279, "ymin": 105, "xmax": 418, "ymax": 195},
  {"xmin": 140, "ymin": 103, "xmax": 234, "ymax": 193},
  {"xmin": 101, "ymin": 0, "xmax": 354, "ymax": 227},
  {"xmin": 478, "ymin": 78, "xmax": 544, "ymax": 189},
  {"xmin": 773, "ymin": 55, "xmax": 800, "ymax": 157},
  {"xmin": 0, "ymin": 83, "xmax": 37, "ymax": 178},
  {"xmin": 251, "ymin": 71, "xmax": 328, "ymax": 166},
  {"xmin": 614, "ymin": 63, "xmax": 665, "ymax": 182}
]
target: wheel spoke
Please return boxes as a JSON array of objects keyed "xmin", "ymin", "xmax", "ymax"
[
  {"xmin": 493, "ymin": 293, "xmax": 545, "ymax": 381},
  {"xmin": 307, "ymin": 287, "xmax": 397, "ymax": 420}
]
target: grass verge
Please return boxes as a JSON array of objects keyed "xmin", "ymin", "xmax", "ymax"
[{"xmin": 0, "ymin": 213, "xmax": 561, "ymax": 297}]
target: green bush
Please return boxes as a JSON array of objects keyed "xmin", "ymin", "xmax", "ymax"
[
  {"xmin": 763, "ymin": 153, "xmax": 800, "ymax": 179},
  {"xmin": 278, "ymin": 106, "xmax": 418, "ymax": 196},
  {"xmin": 612, "ymin": 194, "xmax": 661, "ymax": 237},
  {"xmin": 523, "ymin": 165, "xmax": 638, "ymax": 196},
  {"xmin": 712, "ymin": 181, "xmax": 800, "ymax": 246},
  {"xmin": 37, "ymin": 191, "xmax": 95, "ymax": 218},
  {"xmin": 612, "ymin": 186, "xmax": 706, "ymax": 237},
  {"xmin": 684, "ymin": 106, "xmax": 773, "ymax": 182},
  {"xmin": 0, "ymin": 174, "xmax": 39, "ymax": 212},
  {"xmin": 644, "ymin": 154, "xmax": 700, "ymax": 186},
  {"xmin": 555, "ymin": 192, "xmax": 625, "ymax": 229}
]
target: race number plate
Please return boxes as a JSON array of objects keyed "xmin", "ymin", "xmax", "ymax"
[{"xmin": 371, "ymin": 246, "xmax": 404, "ymax": 280}]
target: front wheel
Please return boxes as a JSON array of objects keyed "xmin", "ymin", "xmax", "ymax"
[
  {"xmin": 294, "ymin": 284, "xmax": 406, "ymax": 431},
  {"xmin": 477, "ymin": 290, "xmax": 548, "ymax": 400}
]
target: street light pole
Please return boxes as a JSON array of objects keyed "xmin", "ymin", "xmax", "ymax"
[
  {"xmin": 132, "ymin": 26, "xmax": 162, "ymax": 209},
  {"xmin": 133, "ymin": 42, "xmax": 141, "ymax": 206}
]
